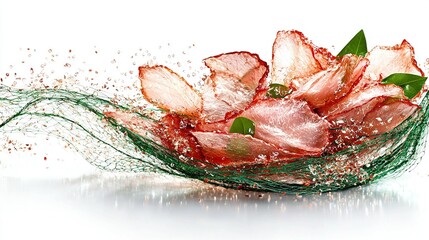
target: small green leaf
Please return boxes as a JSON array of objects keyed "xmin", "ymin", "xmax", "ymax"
[
  {"xmin": 229, "ymin": 117, "xmax": 255, "ymax": 136},
  {"xmin": 337, "ymin": 29, "xmax": 367, "ymax": 57},
  {"xmin": 381, "ymin": 73, "xmax": 427, "ymax": 99},
  {"xmin": 266, "ymin": 83, "xmax": 291, "ymax": 98}
]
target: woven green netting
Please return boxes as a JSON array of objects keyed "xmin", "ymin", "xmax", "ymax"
[{"xmin": 1, "ymin": 86, "xmax": 428, "ymax": 194}]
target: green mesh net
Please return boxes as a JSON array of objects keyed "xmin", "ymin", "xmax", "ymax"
[{"xmin": 1, "ymin": 86, "xmax": 428, "ymax": 194}]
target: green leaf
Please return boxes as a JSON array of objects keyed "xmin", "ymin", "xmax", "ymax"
[
  {"xmin": 337, "ymin": 29, "xmax": 367, "ymax": 57},
  {"xmin": 229, "ymin": 117, "xmax": 255, "ymax": 136},
  {"xmin": 266, "ymin": 83, "xmax": 291, "ymax": 98},
  {"xmin": 381, "ymin": 73, "xmax": 427, "ymax": 99}
]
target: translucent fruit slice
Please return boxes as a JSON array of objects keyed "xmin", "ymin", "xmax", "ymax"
[
  {"xmin": 271, "ymin": 30, "xmax": 334, "ymax": 89},
  {"xmin": 139, "ymin": 65, "xmax": 203, "ymax": 117},
  {"xmin": 198, "ymin": 98, "xmax": 330, "ymax": 155},
  {"xmin": 192, "ymin": 132, "xmax": 301, "ymax": 166},
  {"xmin": 201, "ymin": 51, "xmax": 269, "ymax": 122}
]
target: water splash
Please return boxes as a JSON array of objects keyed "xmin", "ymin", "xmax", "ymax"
[{"xmin": 1, "ymin": 46, "xmax": 429, "ymax": 194}]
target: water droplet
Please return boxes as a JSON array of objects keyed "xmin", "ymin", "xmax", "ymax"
[{"xmin": 387, "ymin": 117, "xmax": 393, "ymax": 123}]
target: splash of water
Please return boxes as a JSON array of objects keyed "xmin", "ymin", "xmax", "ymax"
[{"xmin": 1, "ymin": 46, "xmax": 428, "ymax": 194}]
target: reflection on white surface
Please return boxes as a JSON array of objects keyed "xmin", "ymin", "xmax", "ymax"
[
  {"xmin": 1, "ymin": 162, "xmax": 428, "ymax": 240},
  {"xmin": 0, "ymin": 140, "xmax": 428, "ymax": 240}
]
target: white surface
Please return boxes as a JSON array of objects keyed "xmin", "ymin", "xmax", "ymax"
[
  {"xmin": 1, "ymin": 168, "xmax": 429, "ymax": 240},
  {"xmin": 1, "ymin": 0, "xmax": 429, "ymax": 239}
]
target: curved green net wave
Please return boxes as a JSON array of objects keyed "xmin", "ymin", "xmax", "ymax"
[{"xmin": 1, "ymin": 86, "xmax": 428, "ymax": 194}]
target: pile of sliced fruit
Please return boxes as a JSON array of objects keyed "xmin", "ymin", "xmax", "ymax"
[{"xmin": 105, "ymin": 30, "xmax": 427, "ymax": 167}]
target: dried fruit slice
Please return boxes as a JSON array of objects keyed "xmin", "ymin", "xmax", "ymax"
[
  {"xmin": 292, "ymin": 54, "xmax": 369, "ymax": 108},
  {"xmin": 365, "ymin": 40, "xmax": 424, "ymax": 81},
  {"xmin": 240, "ymin": 99, "xmax": 329, "ymax": 154},
  {"xmin": 361, "ymin": 98, "xmax": 419, "ymax": 136},
  {"xmin": 198, "ymin": 98, "xmax": 329, "ymax": 155},
  {"xmin": 326, "ymin": 96, "xmax": 419, "ymax": 152},
  {"xmin": 104, "ymin": 111, "xmax": 203, "ymax": 160},
  {"xmin": 201, "ymin": 51, "xmax": 269, "ymax": 122},
  {"xmin": 314, "ymin": 47, "xmax": 336, "ymax": 69},
  {"xmin": 328, "ymin": 96, "xmax": 387, "ymax": 124},
  {"xmin": 318, "ymin": 84, "xmax": 405, "ymax": 118},
  {"xmin": 326, "ymin": 96, "xmax": 389, "ymax": 152},
  {"xmin": 271, "ymin": 30, "xmax": 333, "ymax": 89},
  {"xmin": 155, "ymin": 114, "xmax": 204, "ymax": 160},
  {"xmin": 139, "ymin": 65, "xmax": 203, "ymax": 117},
  {"xmin": 204, "ymin": 51, "xmax": 269, "ymax": 90},
  {"xmin": 192, "ymin": 132, "xmax": 301, "ymax": 166}
]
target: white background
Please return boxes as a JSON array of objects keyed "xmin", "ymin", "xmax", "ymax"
[{"xmin": 1, "ymin": 0, "xmax": 429, "ymax": 239}]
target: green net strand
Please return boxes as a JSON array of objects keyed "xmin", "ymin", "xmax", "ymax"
[{"xmin": 1, "ymin": 86, "xmax": 428, "ymax": 194}]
